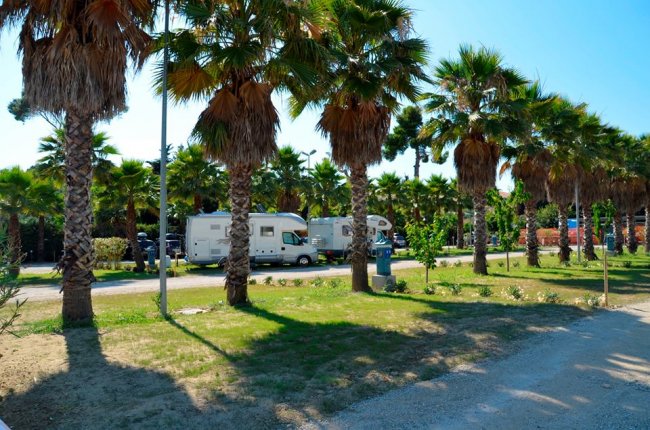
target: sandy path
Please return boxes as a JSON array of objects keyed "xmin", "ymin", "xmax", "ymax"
[
  {"xmin": 17, "ymin": 252, "xmax": 523, "ymax": 302},
  {"xmin": 303, "ymin": 300, "xmax": 650, "ymax": 430}
]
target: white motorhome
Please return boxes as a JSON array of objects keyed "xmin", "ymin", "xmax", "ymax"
[
  {"xmin": 186, "ymin": 212, "xmax": 319, "ymax": 266},
  {"xmin": 308, "ymin": 215, "xmax": 392, "ymax": 258}
]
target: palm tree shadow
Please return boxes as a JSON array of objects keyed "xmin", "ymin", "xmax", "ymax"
[{"xmin": 0, "ymin": 326, "xmax": 201, "ymax": 429}]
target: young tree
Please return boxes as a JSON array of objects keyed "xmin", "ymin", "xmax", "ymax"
[
  {"xmin": 0, "ymin": 228, "xmax": 26, "ymax": 335},
  {"xmin": 406, "ymin": 216, "xmax": 450, "ymax": 286},
  {"xmin": 27, "ymin": 179, "xmax": 63, "ymax": 262},
  {"xmin": 487, "ymin": 181, "xmax": 528, "ymax": 271}
]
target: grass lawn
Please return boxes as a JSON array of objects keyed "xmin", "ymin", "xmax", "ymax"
[{"xmin": 1, "ymin": 252, "xmax": 648, "ymax": 429}]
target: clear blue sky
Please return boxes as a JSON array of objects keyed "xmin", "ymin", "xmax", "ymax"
[{"xmin": 1, "ymin": 0, "xmax": 648, "ymax": 191}]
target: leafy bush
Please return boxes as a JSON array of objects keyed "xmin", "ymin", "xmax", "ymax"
[
  {"xmin": 497, "ymin": 261, "xmax": 505, "ymax": 267},
  {"xmin": 263, "ymin": 276, "xmax": 273, "ymax": 286},
  {"xmin": 512, "ymin": 261, "xmax": 520, "ymax": 268},
  {"xmin": 328, "ymin": 278, "xmax": 342, "ymax": 289},
  {"xmin": 439, "ymin": 260, "xmax": 449, "ymax": 268},
  {"xmin": 395, "ymin": 280, "xmax": 408, "ymax": 293},
  {"xmin": 311, "ymin": 277, "xmax": 325, "ymax": 288},
  {"xmin": 448, "ymin": 284, "xmax": 462, "ymax": 296},
  {"xmin": 423, "ymin": 285, "xmax": 436, "ymax": 295},
  {"xmin": 478, "ymin": 285, "xmax": 493, "ymax": 297},
  {"xmin": 292, "ymin": 279, "xmax": 304, "ymax": 287},
  {"xmin": 579, "ymin": 293, "xmax": 604, "ymax": 307},
  {"xmin": 93, "ymin": 237, "xmax": 128, "ymax": 270},
  {"xmin": 622, "ymin": 260, "xmax": 632, "ymax": 268},
  {"xmin": 1, "ymin": 230, "xmax": 26, "ymax": 335},
  {"xmin": 277, "ymin": 278, "xmax": 287, "ymax": 287},
  {"xmin": 537, "ymin": 288, "xmax": 561, "ymax": 303},
  {"xmin": 504, "ymin": 285, "xmax": 524, "ymax": 301},
  {"xmin": 248, "ymin": 278, "xmax": 257, "ymax": 285},
  {"xmin": 453, "ymin": 260, "xmax": 462, "ymax": 267}
]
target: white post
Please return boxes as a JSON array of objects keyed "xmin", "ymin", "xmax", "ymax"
[
  {"xmin": 158, "ymin": 0, "xmax": 170, "ymax": 318},
  {"xmin": 575, "ymin": 181, "xmax": 581, "ymax": 263}
]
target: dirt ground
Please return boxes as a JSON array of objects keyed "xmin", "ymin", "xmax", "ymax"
[{"xmin": 303, "ymin": 300, "xmax": 650, "ymax": 429}]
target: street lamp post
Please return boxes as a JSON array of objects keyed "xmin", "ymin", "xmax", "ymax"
[
  {"xmin": 158, "ymin": 0, "xmax": 170, "ymax": 318},
  {"xmin": 301, "ymin": 149, "xmax": 317, "ymax": 170}
]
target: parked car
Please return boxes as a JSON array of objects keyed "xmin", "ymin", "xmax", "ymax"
[
  {"xmin": 393, "ymin": 233, "xmax": 407, "ymax": 248},
  {"xmin": 164, "ymin": 239, "xmax": 183, "ymax": 257}
]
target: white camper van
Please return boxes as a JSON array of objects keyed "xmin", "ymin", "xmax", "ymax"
[
  {"xmin": 186, "ymin": 212, "xmax": 319, "ymax": 266},
  {"xmin": 308, "ymin": 215, "xmax": 392, "ymax": 258}
]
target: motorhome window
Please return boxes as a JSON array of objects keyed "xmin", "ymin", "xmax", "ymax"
[
  {"xmin": 282, "ymin": 232, "xmax": 301, "ymax": 245},
  {"xmin": 378, "ymin": 220, "xmax": 387, "ymax": 226},
  {"xmin": 261, "ymin": 226, "xmax": 274, "ymax": 237},
  {"xmin": 342, "ymin": 225, "xmax": 352, "ymax": 237},
  {"xmin": 210, "ymin": 224, "xmax": 220, "ymax": 230}
]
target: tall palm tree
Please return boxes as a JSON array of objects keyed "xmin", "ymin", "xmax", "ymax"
[
  {"xmin": 101, "ymin": 161, "xmax": 158, "ymax": 272},
  {"xmin": 375, "ymin": 173, "xmax": 403, "ymax": 238},
  {"xmin": 0, "ymin": 167, "xmax": 32, "ymax": 276},
  {"xmin": 34, "ymin": 129, "xmax": 119, "ymax": 185},
  {"xmin": 296, "ymin": 0, "xmax": 427, "ymax": 291},
  {"xmin": 307, "ymin": 158, "xmax": 347, "ymax": 217},
  {"xmin": 27, "ymin": 179, "xmax": 63, "ymax": 262},
  {"xmin": 426, "ymin": 175, "xmax": 455, "ymax": 217},
  {"xmin": 500, "ymin": 82, "xmax": 555, "ymax": 267},
  {"xmin": 403, "ymin": 178, "xmax": 428, "ymax": 224},
  {"xmin": 162, "ymin": 0, "xmax": 324, "ymax": 305},
  {"xmin": 422, "ymin": 45, "xmax": 527, "ymax": 274},
  {"xmin": 168, "ymin": 144, "xmax": 226, "ymax": 213},
  {"xmin": 1, "ymin": 0, "xmax": 152, "ymax": 321},
  {"xmin": 271, "ymin": 146, "xmax": 305, "ymax": 213}
]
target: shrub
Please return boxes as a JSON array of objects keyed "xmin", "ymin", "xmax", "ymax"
[
  {"xmin": 395, "ymin": 280, "xmax": 408, "ymax": 293},
  {"xmin": 622, "ymin": 260, "xmax": 632, "ymax": 268},
  {"xmin": 248, "ymin": 278, "xmax": 257, "ymax": 285},
  {"xmin": 439, "ymin": 260, "xmax": 449, "ymax": 268},
  {"xmin": 537, "ymin": 288, "xmax": 561, "ymax": 304},
  {"xmin": 93, "ymin": 237, "xmax": 128, "ymax": 270},
  {"xmin": 448, "ymin": 284, "xmax": 462, "ymax": 296},
  {"xmin": 277, "ymin": 278, "xmax": 287, "ymax": 287},
  {"xmin": 263, "ymin": 276, "xmax": 273, "ymax": 286},
  {"xmin": 497, "ymin": 261, "xmax": 505, "ymax": 268},
  {"xmin": 292, "ymin": 279, "xmax": 304, "ymax": 287},
  {"xmin": 478, "ymin": 285, "xmax": 493, "ymax": 297},
  {"xmin": 579, "ymin": 293, "xmax": 604, "ymax": 307},
  {"xmin": 328, "ymin": 278, "xmax": 342, "ymax": 289},
  {"xmin": 311, "ymin": 277, "xmax": 325, "ymax": 288},
  {"xmin": 1, "ymin": 233, "xmax": 26, "ymax": 335},
  {"xmin": 512, "ymin": 261, "xmax": 520, "ymax": 268},
  {"xmin": 453, "ymin": 260, "xmax": 462, "ymax": 268},
  {"xmin": 423, "ymin": 285, "xmax": 436, "ymax": 295},
  {"xmin": 504, "ymin": 285, "xmax": 524, "ymax": 301}
]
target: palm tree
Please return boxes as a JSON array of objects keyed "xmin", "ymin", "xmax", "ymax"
[
  {"xmin": 101, "ymin": 161, "xmax": 158, "ymax": 272},
  {"xmin": 384, "ymin": 106, "xmax": 437, "ymax": 178},
  {"xmin": 307, "ymin": 158, "xmax": 347, "ymax": 217},
  {"xmin": 271, "ymin": 146, "xmax": 305, "ymax": 213},
  {"xmin": 375, "ymin": 173, "xmax": 403, "ymax": 238},
  {"xmin": 168, "ymin": 144, "xmax": 226, "ymax": 213},
  {"xmin": 501, "ymin": 82, "xmax": 556, "ymax": 266},
  {"xmin": 0, "ymin": 167, "xmax": 32, "ymax": 276},
  {"xmin": 296, "ymin": 0, "xmax": 427, "ymax": 291},
  {"xmin": 27, "ymin": 179, "xmax": 63, "ymax": 262},
  {"xmin": 403, "ymin": 178, "xmax": 428, "ymax": 224},
  {"xmin": 449, "ymin": 179, "xmax": 470, "ymax": 249},
  {"xmin": 1, "ymin": 0, "xmax": 152, "ymax": 321},
  {"xmin": 426, "ymin": 174, "xmax": 455, "ymax": 217},
  {"xmin": 162, "ymin": 0, "xmax": 324, "ymax": 305},
  {"xmin": 34, "ymin": 129, "xmax": 119, "ymax": 185},
  {"xmin": 422, "ymin": 45, "xmax": 527, "ymax": 274}
]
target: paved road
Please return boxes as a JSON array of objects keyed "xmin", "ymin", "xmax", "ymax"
[
  {"xmin": 303, "ymin": 300, "xmax": 650, "ymax": 430},
  {"xmin": 18, "ymin": 251, "xmax": 523, "ymax": 302}
]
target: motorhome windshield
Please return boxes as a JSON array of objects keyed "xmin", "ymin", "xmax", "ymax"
[{"xmin": 283, "ymin": 232, "xmax": 303, "ymax": 246}]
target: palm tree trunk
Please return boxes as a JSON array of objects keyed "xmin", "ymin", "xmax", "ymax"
[
  {"xmin": 645, "ymin": 202, "xmax": 650, "ymax": 254},
  {"xmin": 322, "ymin": 200, "xmax": 330, "ymax": 218},
  {"xmin": 61, "ymin": 112, "xmax": 95, "ymax": 323},
  {"xmin": 472, "ymin": 192, "xmax": 488, "ymax": 275},
  {"xmin": 126, "ymin": 199, "xmax": 145, "ymax": 272},
  {"xmin": 456, "ymin": 204, "xmax": 464, "ymax": 249},
  {"xmin": 524, "ymin": 200, "xmax": 539, "ymax": 267},
  {"xmin": 558, "ymin": 205, "xmax": 571, "ymax": 262},
  {"xmin": 583, "ymin": 205, "xmax": 597, "ymax": 260},
  {"xmin": 414, "ymin": 147, "xmax": 421, "ymax": 179},
  {"xmin": 226, "ymin": 164, "xmax": 252, "ymax": 306},
  {"xmin": 613, "ymin": 211, "xmax": 624, "ymax": 255},
  {"xmin": 37, "ymin": 215, "xmax": 45, "ymax": 262},
  {"xmin": 626, "ymin": 212, "xmax": 638, "ymax": 254},
  {"xmin": 350, "ymin": 164, "xmax": 371, "ymax": 292},
  {"xmin": 8, "ymin": 213, "xmax": 21, "ymax": 277},
  {"xmin": 193, "ymin": 194, "xmax": 202, "ymax": 213}
]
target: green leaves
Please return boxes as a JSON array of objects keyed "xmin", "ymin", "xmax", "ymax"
[{"xmin": 405, "ymin": 215, "xmax": 451, "ymax": 270}]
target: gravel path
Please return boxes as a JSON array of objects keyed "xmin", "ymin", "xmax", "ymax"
[
  {"xmin": 17, "ymin": 251, "xmax": 523, "ymax": 302},
  {"xmin": 303, "ymin": 300, "xmax": 650, "ymax": 430}
]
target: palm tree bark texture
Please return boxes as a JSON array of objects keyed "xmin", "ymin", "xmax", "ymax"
[
  {"xmin": 613, "ymin": 211, "xmax": 624, "ymax": 255},
  {"xmin": 472, "ymin": 192, "xmax": 488, "ymax": 274},
  {"xmin": 126, "ymin": 199, "xmax": 145, "ymax": 272},
  {"xmin": 61, "ymin": 112, "xmax": 95, "ymax": 322},
  {"xmin": 524, "ymin": 200, "xmax": 540, "ymax": 267},
  {"xmin": 456, "ymin": 204, "xmax": 465, "ymax": 249},
  {"xmin": 349, "ymin": 164, "xmax": 371, "ymax": 292},
  {"xmin": 626, "ymin": 212, "xmax": 638, "ymax": 254},
  {"xmin": 557, "ymin": 204, "xmax": 571, "ymax": 262},
  {"xmin": 646, "ymin": 204, "xmax": 650, "ymax": 254},
  {"xmin": 226, "ymin": 164, "xmax": 253, "ymax": 305},
  {"xmin": 582, "ymin": 205, "xmax": 598, "ymax": 260}
]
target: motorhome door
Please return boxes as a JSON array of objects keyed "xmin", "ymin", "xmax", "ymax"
[{"xmin": 255, "ymin": 223, "xmax": 278, "ymax": 263}]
